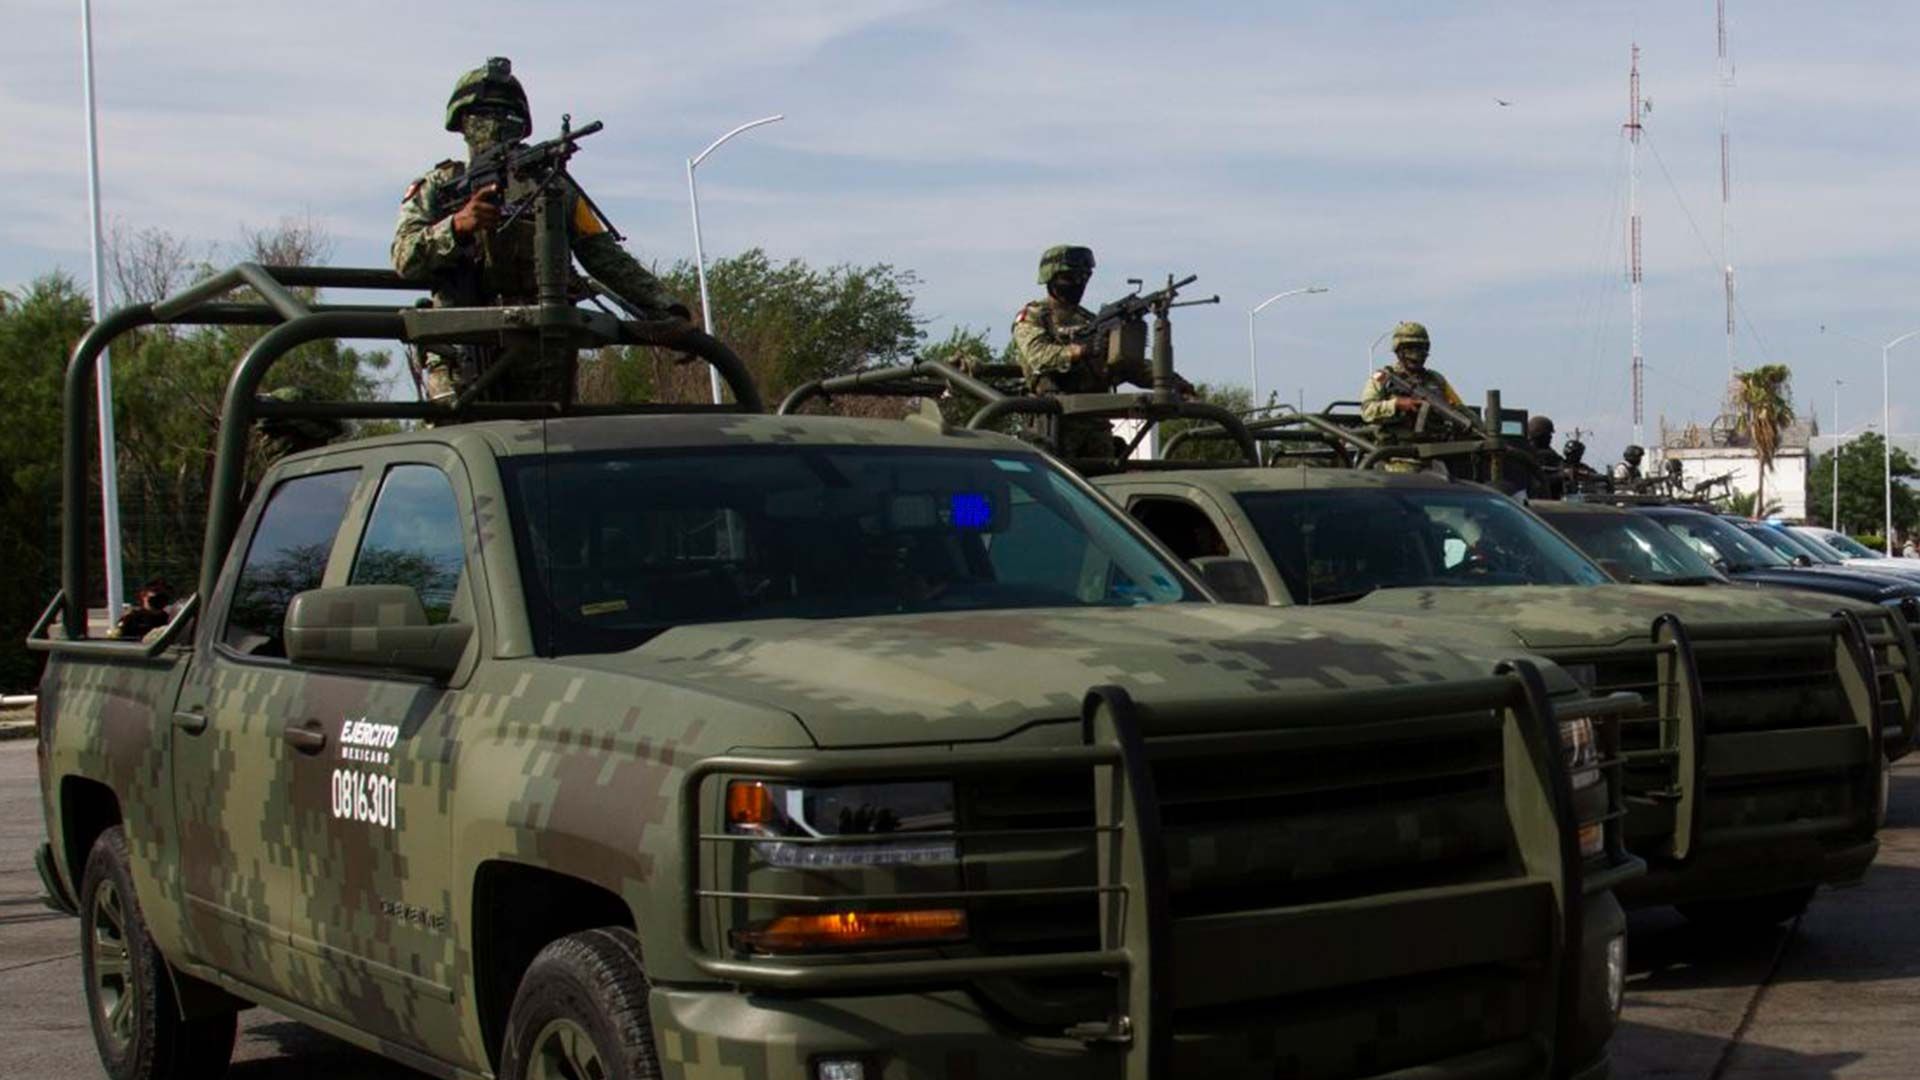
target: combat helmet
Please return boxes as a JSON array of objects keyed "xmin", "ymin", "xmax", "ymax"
[
  {"xmin": 446, "ymin": 57, "xmax": 530, "ymax": 132},
  {"xmin": 1037, "ymin": 245, "xmax": 1095, "ymax": 284},
  {"xmin": 1391, "ymin": 321, "xmax": 1431, "ymax": 349}
]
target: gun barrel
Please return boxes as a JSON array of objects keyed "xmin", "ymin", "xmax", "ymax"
[
  {"xmin": 571, "ymin": 119, "xmax": 605, "ymax": 139},
  {"xmin": 1169, "ymin": 273, "xmax": 1198, "ymax": 290}
]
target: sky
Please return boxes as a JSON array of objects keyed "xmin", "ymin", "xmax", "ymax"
[{"xmin": 6, "ymin": 0, "xmax": 1920, "ymax": 460}]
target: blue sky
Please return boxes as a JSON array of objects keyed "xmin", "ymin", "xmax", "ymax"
[{"xmin": 7, "ymin": 1, "xmax": 1919, "ymax": 459}]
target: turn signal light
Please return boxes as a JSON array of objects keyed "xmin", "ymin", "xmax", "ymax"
[
  {"xmin": 727, "ymin": 780, "xmax": 774, "ymax": 828},
  {"xmin": 737, "ymin": 909, "xmax": 968, "ymax": 953}
]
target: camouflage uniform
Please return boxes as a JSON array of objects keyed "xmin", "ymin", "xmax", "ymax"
[
  {"xmin": 1358, "ymin": 322, "xmax": 1463, "ymax": 432},
  {"xmin": 1011, "ymin": 245, "xmax": 1151, "ymax": 458},
  {"xmin": 391, "ymin": 58, "xmax": 680, "ymax": 406}
]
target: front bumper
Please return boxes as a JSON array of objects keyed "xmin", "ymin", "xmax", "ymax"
[
  {"xmin": 649, "ymin": 985, "xmax": 1556, "ymax": 1080},
  {"xmin": 1616, "ymin": 836, "xmax": 1878, "ymax": 909},
  {"xmin": 35, "ymin": 841, "xmax": 77, "ymax": 916}
]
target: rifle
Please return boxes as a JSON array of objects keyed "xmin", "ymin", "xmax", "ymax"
[
  {"xmin": 1373, "ymin": 365, "xmax": 1485, "ymax": 436},
  {"xmin": 435, "ymin": 115, "xmax": 620, "ymax": 238}
]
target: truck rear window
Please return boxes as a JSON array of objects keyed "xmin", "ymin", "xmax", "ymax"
[{"xmin": 502, "ymin": 446, "xmax": 1195, "ymax": 655}]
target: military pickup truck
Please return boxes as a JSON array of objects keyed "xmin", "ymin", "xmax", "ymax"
[
  {"xmin": 1096, "ymin": 467, "xmax": 1916, "ymax": 925},
  {"xmin": 33, "ymin": 265, "xmax": 1638, "ymax": 1080}
]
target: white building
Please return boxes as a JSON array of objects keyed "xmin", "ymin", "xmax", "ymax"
[{"xmin": 1649, "ymin": 445, "xmax": 1809, "ymax": 521}]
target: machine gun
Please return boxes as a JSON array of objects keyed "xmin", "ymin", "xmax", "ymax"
[
  {"xmin": 434, "ymin": 115, "xmax": 619, "ymax": 237},
  {"xmin": 1065, "ymin": 273, "xmax": 1217, "ymax": 393},
  {"xmin": 1373, "ymin": 365, "xmax": 1486, "ymax": 437}
]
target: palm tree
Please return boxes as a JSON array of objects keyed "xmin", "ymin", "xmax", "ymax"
[{"xmin": 1731, "ymin": 365, "xmax": 1795, "ymax": 517}]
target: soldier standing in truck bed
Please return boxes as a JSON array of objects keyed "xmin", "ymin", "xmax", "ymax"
[
  {"xmin": 1011, "ymin": 245, "xmax": 1154, "ymax": 458},
  {"xmin": 392, "ymin": 57, "xmax": 691, "ymax": 406},
  {"xmin": 1358, "ymin": 321, "xmax": 1465, "ymax": 435}
]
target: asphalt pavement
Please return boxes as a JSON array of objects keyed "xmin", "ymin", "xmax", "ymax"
[{"xmin": 3, "ymin": 736, "xmax": 1917, "ymax": 1079}]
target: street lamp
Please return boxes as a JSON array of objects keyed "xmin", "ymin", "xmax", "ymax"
[
  {"xmin": 1367, "ymin": 329, "xmax": 1392, "ymax": 378},
  {"xmin": 1833, "ymin": 379, "xmax": 1842, "ymax": 529},
  {"xmin": 687, "ymin": 114, "xmax": 784, "ymax": 403},
  {"xmin": 1246, "ymin": 285, "xmax": 1328, "ymax": 404},
  {"xmin": 1884, "ymin": 330, "xmax": 1920, "ymax": 553}
]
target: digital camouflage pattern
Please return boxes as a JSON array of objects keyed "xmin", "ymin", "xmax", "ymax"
[
  {"xmin": 1097, "ymin": 466, "xmax": 1898, "ymax": 906},
  {"xmin": 1012, "ymin": 299, "xmax": 1155, "ymax": 458},
  {"xmin": 39, "ymin": 413, "xmax": 1624, "ymax": 1079}
]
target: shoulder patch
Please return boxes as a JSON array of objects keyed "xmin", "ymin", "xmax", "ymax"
[
  {"xmin": 401, "ymin": 178, "xmax": 423, "ymax": 204},
  {"xmin": 1371, "ymin": 370, "xmax": 1388, "ymax": 384}
]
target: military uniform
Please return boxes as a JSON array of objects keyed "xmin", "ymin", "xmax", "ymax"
[
  {"xmin": 1358, "ymin": 362, "xmax": 1463, "ymax": 428},
  {"xmin": 391, "ymin": 58, "xmax": 681, "ymax": 406},
  {"xmin": 1010, "ymin": 245, "xmax": 1153, "ymax": 458}
]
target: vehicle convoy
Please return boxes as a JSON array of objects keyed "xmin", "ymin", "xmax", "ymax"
[
  {"xmin": 33, "ymin": 264, "xmax": 1637, "ymax": 1080},
  {"xmin": 1090, "ymin": 468, "xmax": 1915, "ymax": 923},
  {"xmin": 1745, "ymin": 520, "xmax": 1920, "ymax": 586}
]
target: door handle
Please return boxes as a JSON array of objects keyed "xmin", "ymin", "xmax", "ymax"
[
  {"xmin": 283, "ymin": 721, "xmax": 328, "ymax": 755},
  {"xmin": 172, "ymin": 709, "xmax": 208, "ymax": 735}
]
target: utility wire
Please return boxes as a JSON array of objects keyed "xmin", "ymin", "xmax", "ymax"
[{"xmin": 1643, "ymin": 131, "xmax": 1778, "ymax": 369}]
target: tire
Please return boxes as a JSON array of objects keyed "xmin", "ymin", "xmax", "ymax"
[
  {"xmin": 1677, "ymin": 885, "xmax": 1817, "ymax": 929},
  {"xmin": 501, "ymin": 927, "xmax": 661, "ymax": 1080},
  {"xmin": 79, "ymin": 826, "xmax": 238, "ymax": 1080}
]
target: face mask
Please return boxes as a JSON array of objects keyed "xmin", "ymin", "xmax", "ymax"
[
  {"xmin": 1049, "ymin": 279, "xmax": 1088, "ymax": 307},
  {"xmin": 463, "ymin": 111, "xmax": 529, "ymax": 155}
]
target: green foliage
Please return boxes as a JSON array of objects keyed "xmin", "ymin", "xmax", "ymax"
[
  {"xmin": 1723, "ymin": 491, "xmax": 1785, "ymax": 519},
  {"xmin": 582, "ymin": 248, "xmax": 924, "ymax": 406},
  {"xmin": 0, "ymin": 275, "xmax": 95, "ymax": 689},
  {"xmin": 1160, "ymin": 383, "xmax": 1257, "ymax": 463},
  {"xmin": 1731, "ymin": 364, "xmax": 1795, "ymax": 510},
  {"xmin": 1806, "ymin": 431, "xmax": 1920, "ymax": 537}
]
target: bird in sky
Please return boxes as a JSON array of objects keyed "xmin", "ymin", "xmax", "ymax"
[{"xmin": 1494, "ymin": 98, "xmax": 1513, "ymax": 106}]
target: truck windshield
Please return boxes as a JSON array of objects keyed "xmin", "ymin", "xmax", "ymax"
[
  {"xmin": 1733, "ymin": 521, "xmax": 1836, "ymax": 564},
  {"xmin": 1534, "ymin": 509, "xmax": 1726, "ymax": 584},
  {"xmin": 1234, "ymin": 487, "xmax": 1610, "ymax": 604},
  {"xmin": 503, "ymin": 446, "xmax": 1197, "ymax": 655},
  {"xmin": 1648, "ymin": 511, "xmax": 1790, "ymax": 572},
  {"xmin": 1815, "ymin": 529, "xmax": 1884, "ymax": 559}
]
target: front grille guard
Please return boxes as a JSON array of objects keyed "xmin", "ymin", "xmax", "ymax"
[
  {"xmin": 1866, "ymin": 602, "xmax": 1920, "ymax": 760},
  {"xmin": 1565, "ymin": 613, "xmax": 1884, "ymax": 862},
  {"xmin": 677, "ymin": 661, "xmax": 1604, "ymax": 1080}
]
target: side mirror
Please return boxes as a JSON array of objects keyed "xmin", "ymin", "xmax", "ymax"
[
  {"xmin": 1594, "ymin": 558, "xmax": 1634, "ymax": 583},
  {"xmin": 284, "ymin": 585, "xmax": 474, "ymax": 681},
  {"xmin": 1191, "ymin": 557, "xmax": 1270, "ymax": 605},
  {"xmin": 1792, "ymin": 554, "xmax": 1813, "ymax": 567}
]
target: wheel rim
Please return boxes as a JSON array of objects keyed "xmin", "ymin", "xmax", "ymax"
[
  {"xmin": 529, "ymin": 1017, "xmax": 605, "ymax": 1080},
  {"xmin": 88, "ymin": 878, "xmax": 137, "ymax": 1052}
]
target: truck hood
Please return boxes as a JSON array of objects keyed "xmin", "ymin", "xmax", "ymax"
[
  {"xmin": 603, "ymin": 604, "xmax": 1566, "ymax": 747},
  {"xmin": 1348, "ymin": 584, "xmax": 1866, "ymax": 651}
]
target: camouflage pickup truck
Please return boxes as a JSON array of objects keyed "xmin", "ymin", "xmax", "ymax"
[
  {"xmin": 1097, "ymin": 467, "xmax": 1917, "ymax": 926},
  {"xmin": 32, "ymin": 266, "xmax": 1636, "ymax": 1080}
]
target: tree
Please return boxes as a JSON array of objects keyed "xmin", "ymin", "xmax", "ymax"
[
  {"xmin": 1159, "ymin": 383, "xmax": 1257, "ymax": 463},
  {"xmin": 1806, "ymin": 431, "xmax": 1920, "ymax": 538},
  {"xmin": 579, "ymin": 248, "xmax": 923, "ymax": 406},
  {"xmin": 1730, "ymin": 365, "xmax": 1795, "ymax": 515}
]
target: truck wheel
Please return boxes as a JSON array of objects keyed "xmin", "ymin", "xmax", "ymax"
[
  {"xmin": 501, "ymin": 927, "xmax": 661, "ymax": 1080},
  {"xmin": 80, "ymin": 826, "xmax": 238, "ymax": 1080},
  {"xmin": 1677, "ymin": 886, "xmax": 1817, "ymax": 929}
]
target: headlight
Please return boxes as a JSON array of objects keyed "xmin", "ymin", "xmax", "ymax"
[
  {"xmin": 1561, "ymin": 717, "xmax": 1605, "ymax": 858},
  {"xmin": 726, "ymin": 779, "xmax": 956, "ymax": 868},
  {"xmin": 1561, "ymin": 717, "xmax": 1601, "ymax": 791}
]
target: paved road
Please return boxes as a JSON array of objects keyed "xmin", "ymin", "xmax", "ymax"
[{"xmin": 3, "ymin": 737, "xmax": 1916, "ymax": 1078}]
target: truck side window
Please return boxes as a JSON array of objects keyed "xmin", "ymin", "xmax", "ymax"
[
  {"xmin": 223, "ymin": 468, "xmax": 360, "ymax": 657},
  {"xmin": 350, "ymin": 464, "xmax": 467, "ymax": 624},
  {"xmin": 1129, "ymin": 497, "xmax": 1229, "ymax": 560}
]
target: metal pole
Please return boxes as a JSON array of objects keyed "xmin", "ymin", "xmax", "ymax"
[
  {"xmin": 1833, "ymin": 379, "xmax": 1841, "ymax": 529},
  {"xmin": 81, "ymin": 0, "xmax": 124, "ymax": 625},
  {"xmin": 1884, "ymin": 331, "xmax": 1920, "ymax": 554},
  {"xmin": 687, "ymin": 114, "xmax": 783, "ymax": 404},
  {"xmin": 1367, "ymin": 329, "xmax": 1392, "ymax": 378},
  {"xmin": 1247, "ymin": 286, "xmax": 1328, "ymax": 406}
]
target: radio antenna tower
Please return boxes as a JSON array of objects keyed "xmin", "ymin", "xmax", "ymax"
[
  {"xmin": 1626, "ymin": 44, "xmax": 1647, "ymax": 447},
  {"xmin": 1717, "ymin": 0, "xmax": 1736, "ymax": 374}
]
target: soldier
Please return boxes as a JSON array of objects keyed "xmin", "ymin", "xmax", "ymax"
[
  {"xmin": 1358, "ymin": 321, "xmax": 1465, "ymax": 434},
  {"xmin": 1614, "ymin": 444, "xmax": 1645, "ymax": 484},
  {"xmin": 1527, "ymin": 415, "xmax": 1567, "ymax": 498},
  {"xmin": 1010, "ymin": 245, "xmax": 1154, "ymax": 457},
  {"xmin": 392, "ymin": 57, "xmax": 690, "ymax": 406}
]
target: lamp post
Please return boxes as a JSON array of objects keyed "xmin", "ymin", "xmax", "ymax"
[
  {"xmin": 1883, "ymin": 330, "xmax": 1920, "ymax": 553},
  {"xmin": 81, "ymin": 0, "xmax": 124, "ymax": 624},
  {"xmin": 687, "ymin": 114, "xmax": 783, "ymax": 403},
  {"xmin": 1246, "ymin": 286, "xmax": 1328, "ymax": 405},
  {"xmin": 1366, "ymin": 329, "xmax": 1392, "ymax": 378},
  {"xmin": 1833, "ymin": 379, "xmax": 1842, "ymax": 529}
]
